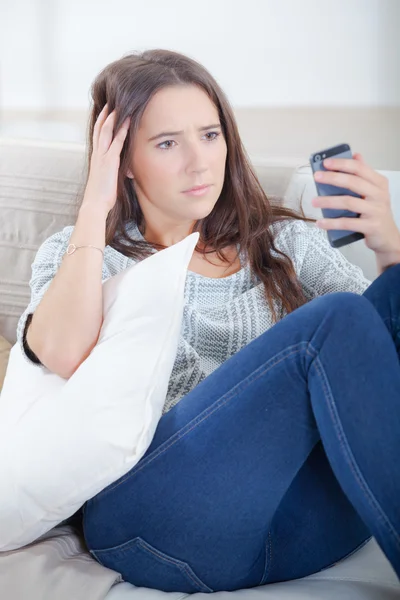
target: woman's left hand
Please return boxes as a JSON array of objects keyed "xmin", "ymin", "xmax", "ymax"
[{"xmin": 311, "ymin": 153, "xmax": 400, "ymax": 259}]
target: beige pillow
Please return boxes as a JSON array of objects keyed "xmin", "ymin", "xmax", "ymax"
[{"xmin": 0, "ymin": 335, "xmax": 12, "ymax": 393}]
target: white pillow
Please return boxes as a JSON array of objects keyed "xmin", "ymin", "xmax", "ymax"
[{"xmin": 0, "ymin": 232, "xmax": 199, "ymax": 551}]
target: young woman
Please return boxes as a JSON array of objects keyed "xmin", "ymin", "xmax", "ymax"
[{"xmin": 18, "ymin": 49, "xmax": 400, "ymax": 593}]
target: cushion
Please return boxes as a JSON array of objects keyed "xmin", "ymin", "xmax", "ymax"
[
  {"xmin": 0, "ymin": 335, "xmax": 11, "ymax": 393},
  {"xmin": 0, "ymin": 232, "xmax": 199, "ymax": 551}
]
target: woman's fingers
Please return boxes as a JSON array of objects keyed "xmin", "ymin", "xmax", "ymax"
[
  {"xmin": 353, "ymin": 153, "xmax": 365, "ymax": 163},
  {"xmin": 314, "ymin": 169, "xmax": 379, "ymax": 198},
  {"xmin": 85, "ymin": 108, "xmax": 130, "ymax": 214},
  {"xmin": 322, "ymin": 156, "xmax": 387, "ymax": 189},
  {"xmin": 110, "ymin": 117, "xmax": 131, "ymax": 156},
  {"xmin": 311, "ymin": 194, "xmax": 372, "ymax": 216},
  {"xmin": 97, "ymin": 109, "xmax": 118, "ymax": 155},
  {"xmin": 92, "ymin": 103, "xmax": 109, "ymax": 150},
  {"xmin": 95, "ymin": 108, "xmax": 129, "ymax": 157}
]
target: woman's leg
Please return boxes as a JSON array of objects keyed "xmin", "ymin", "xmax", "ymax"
[
  {"xmin": 83, "ymin": 274, "xmax": 400, "ymax": 593},
  {"xmin": 362, "ymin": 262, "xmax": 400, "ymax": 356},
  {"xmin": 262, "ymin": 263, "xmax": 400, "ymax": 584}
]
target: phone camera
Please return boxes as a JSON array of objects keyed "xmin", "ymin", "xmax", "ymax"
[{"xmin": 315, "ymin": 154, "xmax": 321, "ymax": 162}]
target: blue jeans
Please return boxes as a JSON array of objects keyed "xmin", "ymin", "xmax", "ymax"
[{"xmin": 82, "ymin": 263, "xmax": 400, "ymax": 593}]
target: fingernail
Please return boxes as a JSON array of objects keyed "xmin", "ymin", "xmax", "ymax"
[{"xmin": 315, "ymin": 171, "xmax": 323, "ymax": 180}]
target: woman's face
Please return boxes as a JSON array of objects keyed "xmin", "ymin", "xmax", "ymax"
[{"xmin": 127, "ymin": 84, "xmax": 227, "ymax": 238}]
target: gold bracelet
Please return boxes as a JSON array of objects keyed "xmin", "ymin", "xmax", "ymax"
[{"xmin": 65, "ymin": 243, "xmax": 104, "ymax": 256}]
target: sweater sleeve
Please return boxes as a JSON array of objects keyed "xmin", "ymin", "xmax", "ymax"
[
  {"xmin": 16, "ymin": 226, "xmax": 75, "ymax": 366},
  {"xmin": 273, "ymin": 219, "xmax": 372, "ymax": 300}
]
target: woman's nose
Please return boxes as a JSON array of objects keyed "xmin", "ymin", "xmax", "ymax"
[{"xmin": 185, "ymin": 143, "xmax": 208, "ymax": 173}]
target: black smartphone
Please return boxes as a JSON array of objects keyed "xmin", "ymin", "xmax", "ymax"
[{"xmin": 309, "ymin": 143, "xmax": 365, "ymax": 248}]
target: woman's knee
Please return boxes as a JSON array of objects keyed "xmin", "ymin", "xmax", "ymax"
[
  {"xmin": 363, "ymin": 263, "xmax": 400, "ymax": 306},
  {"xmin": 303, "ymin": 292, "xmax": 376, "ymax": 327},
  {"xmin": 375, "ymin": 262, "xmax": 400, "ymax": 286},
  {"xmin": 288, "ymin": 292, "xmax": 384, "ymax": 353}
]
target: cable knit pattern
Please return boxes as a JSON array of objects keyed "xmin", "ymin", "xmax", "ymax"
[{"xmin": 16, "ymin": 219, "xmax": 371, "ymax": 415}]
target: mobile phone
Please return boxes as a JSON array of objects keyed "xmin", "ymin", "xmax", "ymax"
[{"xmin": 309, "ymin": 143, "xmax": 365, "ymax": 248}]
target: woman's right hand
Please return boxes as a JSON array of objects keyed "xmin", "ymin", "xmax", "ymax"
[{"xmin": 81, "ymin": 104, "xmax": 130, "ymax": 217}]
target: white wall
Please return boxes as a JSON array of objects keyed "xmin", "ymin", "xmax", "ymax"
[{"xmin": 1, "ymin": 0, "xmax": 399, "ymax": 111}]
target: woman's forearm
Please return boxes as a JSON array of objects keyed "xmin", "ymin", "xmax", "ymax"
[{"xmin": 26, "ymin": 203, "xmax": 108, "ymax": 378}]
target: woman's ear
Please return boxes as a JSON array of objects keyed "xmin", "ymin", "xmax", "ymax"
[{"xmin": 126, "ymin": 169, "xmax": 135, "ymax": 180}]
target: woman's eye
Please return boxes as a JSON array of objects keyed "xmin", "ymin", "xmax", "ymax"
[
  {"xmin": 157, "ymin": 131, "xmax": 220, "ymax": 150},
  {"xmin": 205, "ymin": 131, "xmax": 220, "ymax": 141},
  {"xmin": 158, "ymin": 140, "xmax": 176, "ymax": 150}
]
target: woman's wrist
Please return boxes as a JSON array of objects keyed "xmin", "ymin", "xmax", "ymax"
[
  {"xmin": 78, "ymin": 199, "xmax": 109, "ymax": 222},
  {"xmin": 70, "ymin": 200, "xmax": 108, "ymax": 255}
]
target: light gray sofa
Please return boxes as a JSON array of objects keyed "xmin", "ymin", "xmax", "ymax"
[{"xmin": 0, "ymin": 137, "xmax": 399, "ymax": 599}]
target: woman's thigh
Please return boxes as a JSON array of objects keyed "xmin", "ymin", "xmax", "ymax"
[
  {"xmin": 258, "ymin": 264, "xmax": 400, "ymax": 585},
  {"xmin": 260, "ymin": 441, "xmax": 371, "ymax": 585},
  {"xmin": 82, "ymin": 289, "xmax": 398, "ymax": 593}
]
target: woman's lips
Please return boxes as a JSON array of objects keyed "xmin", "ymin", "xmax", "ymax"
[{"xmin": 182, "ymin": 185, "xmax": 211, "ymax": 196}]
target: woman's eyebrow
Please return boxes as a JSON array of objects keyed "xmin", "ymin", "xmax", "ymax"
[{"xmin": 148, "ymin": 123, "xmax": 221, "ymax": 142}]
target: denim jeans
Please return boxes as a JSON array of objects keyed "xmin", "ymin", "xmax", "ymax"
[{"xmin": 82, "ymin": 263, "xmax": 400, "ymax": 593}]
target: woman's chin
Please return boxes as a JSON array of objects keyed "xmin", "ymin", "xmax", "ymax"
[{"xmin": 186, "ymin": 200, "xmax": 217, "ymax": 220}]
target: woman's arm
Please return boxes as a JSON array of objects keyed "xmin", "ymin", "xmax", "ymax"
[
  {"xmin": 273, "ymin": 219, "xmax": 372, "ymax": 300},
  {"xmin": 19, "ymin": 205, "xmax": 109, "ymax": 379},
  {"xmin": 20, "ymin": 104, "xmax": 129, "ymax": 379}
]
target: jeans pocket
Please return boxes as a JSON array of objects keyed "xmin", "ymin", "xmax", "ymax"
[{"xmin": 90, "ymin": 536, "xmax": 214, "ymax": 594}]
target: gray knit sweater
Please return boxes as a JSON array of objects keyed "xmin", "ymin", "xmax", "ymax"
[{"xmin": 17, "ymin": 218, "xmax": 371, "ymax": 415}]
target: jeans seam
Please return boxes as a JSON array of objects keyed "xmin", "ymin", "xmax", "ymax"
[
  {"xmin": 308, "ymin": 343, "xmax": 400, "ymax": 551},
  {"xmin": 136, "ymin": 539, "xmax": 213, "ymax": 593},
  {"xmin": 383, "ymin": 316, "xmax": 397, "ymax": 331},
  {"xmin": 384, "ymin": 317, "xmax": 399, "ymax": 344},
  {"xmin": 259, "ymin": 529, "xmax": 273, "ymax": 585},
  {"xmin": 92, "ymin": 537, "xmax": 214, "ymax": 593},
  {"xmin": 92, "ymin": 342, "xmax": 308, "ymax": 499}
]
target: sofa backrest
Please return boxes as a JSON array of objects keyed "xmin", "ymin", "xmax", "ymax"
[{"xmin": 0, "ymin": 137, "xmax": 296, "ymax": 344}]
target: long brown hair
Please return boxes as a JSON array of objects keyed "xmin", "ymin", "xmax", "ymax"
[{"xmin": 85, "ymin": 49, "xmax": 316, "ymax": 322}]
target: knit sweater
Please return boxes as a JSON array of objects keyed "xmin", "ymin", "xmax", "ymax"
[{"xmin": 17, "ymin": 218, "xmax": 371, "ymax": 415}]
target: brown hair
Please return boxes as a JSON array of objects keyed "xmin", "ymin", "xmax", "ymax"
[{"xmin": 85, "ymin": 48, "xmax": 316, "ymax": 322}]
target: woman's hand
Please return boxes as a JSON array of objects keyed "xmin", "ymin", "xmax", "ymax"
[
  {"xmin": 81, "ymin": 104, "xmax": 130, "ymax": 217},
  {"xmin": 311, "ymin": 153, "xmax": 400, "ymax": 268}
]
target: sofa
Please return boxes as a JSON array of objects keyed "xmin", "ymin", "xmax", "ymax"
[{"xmin": 0, "ymin": 136, "xmax": 399, "ymax": 599}]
